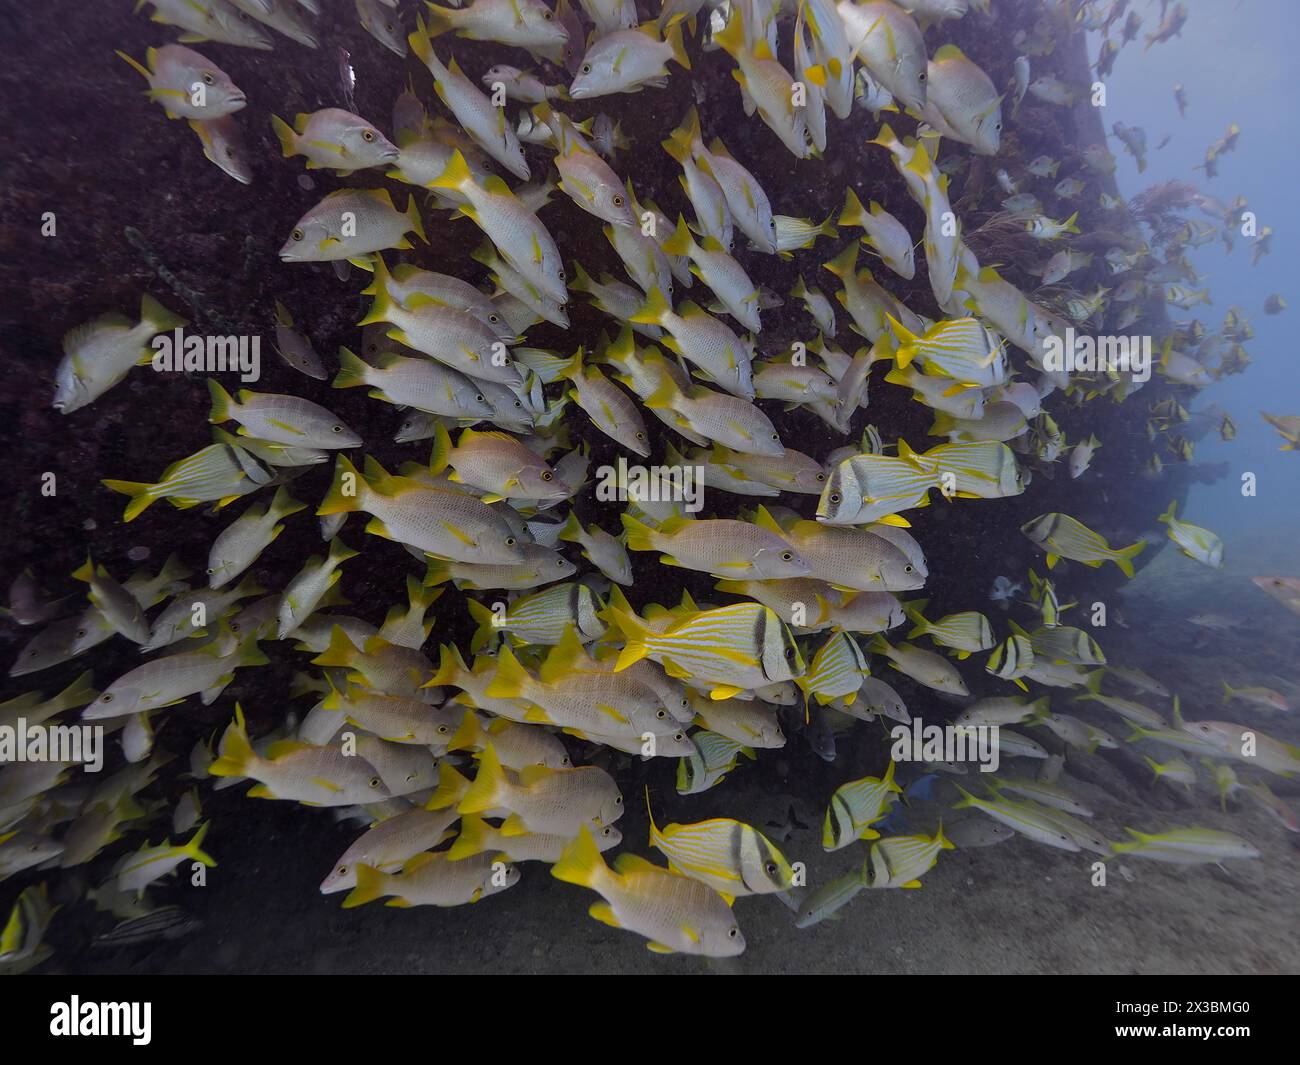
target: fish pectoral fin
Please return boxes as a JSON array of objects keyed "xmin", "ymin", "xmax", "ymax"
[
  {"xmin": 660, "ymin": 657, "xmax": 692, "ymax": 680},
  {"xmin": 596, "ymin": 704, "xmax": 630, "ymax": 724},
  {"xmin": 646, "ymin": 941, "xmax": 676, "ymax": 953},
  {"xmin": 710, "ymin": 685, "xmax": 744, "ymax": 701},
  {"xmin": 589, "ymin": 901, "xmax": 622, "ymax": 928},
  {"xmin": 310, "ymin": 777, "xmax": 344, "ymax": 793},
  {"xmin": 680, "ymin": 923, "xmax": 701, "ymax": 944}
]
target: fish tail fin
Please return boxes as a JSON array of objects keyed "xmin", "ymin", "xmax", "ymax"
[
  {"xmin": 1063, "ymin": 211, "xmax": 1080, "ymax": 234},
  {"xmin": 317, "ymin": 454, "xmax": 364, "ymax": 515},
  {"xmin": 883, "ymin": 757, "xmax": 902, "ymax": 794},
  {"xmin": 467, "ymin": 598, "xmax": 501, "ymax": 655},
  {"xmin": 424, "ymin": 6, "xmax": 457, "ymax": 38},
  {"xmin": 101, "ymin": 480, "xmax": 157, "ymax": 522},
  {"xmin": 712, "ymin": 7, "xmax": 745, "ymax": 59},
  {"xmin": 326, "ymin": 536, "xmax": 358, "ymax": 567},
  {"xmin": 935, "ymin": 820, "xmax": 954, "ymax": 851},
  {"xmin": 839, "ymin": 187, "xmax": 867, "ymax": 229},
  {"xmin": 426, "ymin": 643, "xmax": 468, "ymax": 688},
  {"xmin": 665, "ymin": 18, "xmax": 691, "ymax": 70},
  {"xmin": 903, "ymin": 598, "xmax": 930, "ymax": 638},
  {"xmin": 181, "ymin": 821, "xmax": 217, "ymax": 867},
  {"xmin": 448, "ymin": 815, "xmax": 488, "ymax": 859},
  {"xmin": 428, "ymin": 421, "xmax": 452, "ymax": 475},
  {"xmin": 1157, "ymin": 500, "xmax": 1176, "ymax": 524},
  {"xmin": 358, "ymin": 258, "xmax": 395, "ymax": 325},
  {"xmin": 558, "ymin": 510, "xmax": 583, "ymax": 544},
  {"xmin": 405, "ymin": 193, "xmax": 427, "ymax": 244},
  {"xmin": 660, "ymin": 214, "xmax": 696, "ymax": 258},
  {"xmin": 208, "ymin": 704, "xmax": 258, "ymax": 779},
  {"xmin": 930, "ymin": 411, "xmax": 956, "ymax": 436},
  {"xmin": 1113, "ymin": 540, "xmax": 1146, "ymax": 579},
  {"xmin": 422, "ymin": 559, "xmax": 452, "ymax": 588},
  {"xmin": 885, "ymin": 314, "xmax": 920, "ymax": 368},
  {"xmin": 430, "ymin": 149, "xmax": 473, "ymax": 193},
  {"xmin": 551, "ymin": 826, "xmax": 608, "ymax": 889},
  {"xmin": 620, "ymin": 512, "xmax": 659, "ymax": 553},
  {"xmin": 822, "ymin": 241, "xmax": 858, "ymax": 280},
  {"xmin": 458, "ymin": 743, "xmax": 508, "ymax": 815},
  {"xmin": 270, "ymin": 114, "xmax": 297, "ymax": 158},
  {"xmin": 1222, "ymin": 680, "xmax": 1233, "ymax": 702},
  {"xmin": 630, "ymin": 286, "xmax": 670, "ymax": 326},
  {"xmin": 332, "ymin": 346, "xmax": 371, "ymax": 389},
  {"xmin": 446, "ymin": 710, "xmax": 483, "ymax": 754},
  {"xmin": 483, "ymin": 643, "xmax": 532, "ymax": 699},
  {"xmin": 609, "ymin": 606, "xmax": 651, "ymax": 672},
  {"xmin": 206, "ymin": 378, "xmax": 236, "ymax": 424},
  {"xmin": 342, "ymin": 864, "xmax": 387, "ymax": 908},
  {"xmin": 952, "ymin": 785, "xmax": 976, "ymax": 809},
  {"xmin": 139, "ymin": 293, "xmax": 186, "ymax": 334}
]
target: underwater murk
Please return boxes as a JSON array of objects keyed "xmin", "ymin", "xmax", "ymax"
[{"xmin": 0, "ymin": 0, "xmax": 1297, "ymax": 978}]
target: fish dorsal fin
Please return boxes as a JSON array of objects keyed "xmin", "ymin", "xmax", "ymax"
[
  {"xmin": 539, "ymin": 623, "xmax": 590, "ymax": 684},
  {"xmin": 750, "ymin": 505, "xmax": 783, "ymax": 535},
  {"xmin": 614, "ymin": 852, "xmax": 660, "ymax": 876}
]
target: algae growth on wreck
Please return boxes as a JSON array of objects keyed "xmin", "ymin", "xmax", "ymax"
[{"xmin": 1, "ymin": 0, "xmax": 1297, "ymax": 977}]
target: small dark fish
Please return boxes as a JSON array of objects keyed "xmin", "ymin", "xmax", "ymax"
[
  {"xmin": 3, "ymin": 569, "xmax": 71, "ymax": 626},
  {"xmin": 91, "ymin": 906, "xmax": 202, "ymax": 949}
]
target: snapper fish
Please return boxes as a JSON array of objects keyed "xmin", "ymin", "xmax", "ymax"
[
  {"xmin": 569, "ymin": 20, "xmax": 692, "ymax": 98},
  {"xmin": 116, "ymin": 44, "xmax": 247, "ymax": 120},
  {"xmin": 552, "ymin": 828, "xmax": 744, "ymax": 956},
  {"xmin": 270, "ymin": 108, "xmax": 399, "ymax": 172}
]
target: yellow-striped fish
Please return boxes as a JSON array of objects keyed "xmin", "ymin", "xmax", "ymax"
[
  {"xmin": 904, "ymin": 600, "xmax": 994, "ymax": 657},
  {"xmin": 610, "ymin": 602, "xmax": 805, "ymax": 700},
  {"xmin": 796, "ymin": 631, "xmax": 870, "ymax": 704},
  {"xmin": 986, "ymin": 633, "xmax": 1034, "ymax": 690},
  {"xmin": 867, "ymin": 826, "xmax": 954, "ymax": 888},
  {"xmin": 676, "ymin": 731, "xmax": 752, "ymax": 795},
  {"xmin": 823, "ymin": 760, "xmax": 902, "ymax": 851},
  {"xmin": 886, "ymin": 315, "xmax": 1009, "ymax": 387},
  {"xmin": 1157, "ymin": 501, "xmax": 1224, "ymax": 569},
  {"xmin": 1020, "ymin": 513, "xmax": 1146, "ymax": 577},
  {"xmin": 647, "ymin": 800, "xmax": 795, "ymax": 898},
  {"xmin": 467, "ymin": 582, "xmax": 606, "ymax": 652}
]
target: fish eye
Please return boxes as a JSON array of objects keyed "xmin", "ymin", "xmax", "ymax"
[
  {"xmin": 291, "ymin": 228, "xmax": 304, "ymax": 241},
  {"xmin": 438, "ymin": 725, "xmax": 449, "ymax": 734},
  {"xmin": 680, "ymin": 697, "xmax": 689, "ymax": 708},
  {"xmin": 562, "ymin": 756, "xmax": 572, "ymax": 766},
  {"xmin": 635, "ymin": 431, "xmax": 646, "ymax": 440},
  {"xmin": 102, "ymin": 693, "xmax": 114, "ymax": 703},
  {"xmin": 829, "ymin": 492, "xmax": 842, "ymax": 505},
  {"xmin": 918, "ymin": 72, "xmax": 927, "ymax": 81},
  {"xmin": 476, "ymin": 394, "xmax": 486, "ymax": 402},
  {"xmin": 369, "ymin": 777, "xmax": 381, "ymax": 788},
  {"xmin": 338, "ymin": 865, "xmax": 348, "ymax": 875},
  {"xmin": 781, "ymin": 551, "xmax": 793, "ymax": 562},
  {"xmin": 765, "ymin": 862, "xmax": 777, "ymax": 876},
  {"xmin": 202, "ymin": 72, "xmax": 215, "ymax": 85},
  {"xmin": 556, "ymin": 558, "xmax": 567, "ymax": 567},
  {"xmin": 543, "ymin": 9, "xmax": 553, "ymax": 17},
  {"xmin": 558, "ymin": 268, "xmax": 566, "ymax": 280},
  {"xmin": 230, "ymin": 621, "xmax": 241, "ymax": 632},
  {"xmin": 728, "ymin": 927, "xmax": 739, "ymax": 938},
  {"xmin": 995, "ymin": 122, "xmax": 1002, "ymax": 131},
  {"xmin": 541, "ymin": 470, "xmax": 553, "ymax": 480},
  {"xmin": 657, "ymin": 708, "xmax": 667, "ymax": 719},
  {"xmin": 771, "ymin": 432, "xmax": 779, "ymax": 440},
  {"xmin": 506, "ymin": 536, "xmax": 517, "ymax": 546},
  {"xmin": 613, "ymin": 194, "xmax": 624, "ymax": 208},
  {"xmin": 489, "ymin": 313, "xmax": 500, "ymax": 324},
  {"xmin": 601, "ymin": 826, "xmax": 611, "ymax": 836},
  {"xmin": 816, "ymin": 472, "xmax": 826, "ymax": 481},
  {"xmin": 904, "ymin": 565, "xmax": 914, "ymax": 573},
  {"xmin": 362, "ymin": 130, "xmax": 376, "ymax": 142},
  {"xmin": 332, "ymin": 425, "xmax": 343, "ymax": 433},
  {"xmin": 581, "ymin": 63, "xmax": 592, "ymax": 75},
  {"xmin": 784, "ymin": 647, "xmax": 794, "ymax": 658},
  {"xmin": 674, "ymin": 732, "xmax": 685, "ymax": 742},
  {"xmin": 614, "ymin": 795, "xmax": 623, "ymax": 805},
  {"xmin": 206, "ymin": 567, "xmax": 215, "ymax": 574}
]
